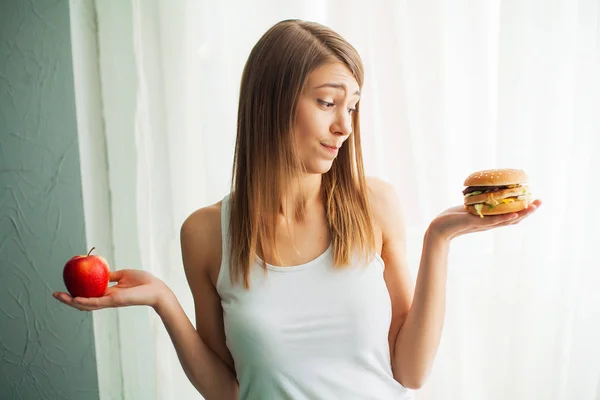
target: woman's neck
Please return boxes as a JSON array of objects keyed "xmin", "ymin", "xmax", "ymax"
[{"xmin": 280, "ymin": 173, "xmax": 323, "ymax": 220}]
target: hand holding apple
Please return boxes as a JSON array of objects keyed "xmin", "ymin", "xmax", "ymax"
[
  {"xmin": 54, "ymin": 267, "xmax": 172, "ymax": 312},
  {"xmin": 62, "ymin": 247, "xmax": 110, "ymax": 298}
]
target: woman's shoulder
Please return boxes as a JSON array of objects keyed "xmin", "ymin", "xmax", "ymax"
[
  {"xmin": 181, "ymin": 201, "xmax": 223, "ymax": 239},
  {"xmin": 366, "ymin": 176, "xmax": 406, "ymax": 235},
  {"xmin": 366, "ymin": 176, "xmax": 402, "ymax": 213},
  {"xmin": 180, "ymin": 200, "xmax": 224, "ymax": 287}
]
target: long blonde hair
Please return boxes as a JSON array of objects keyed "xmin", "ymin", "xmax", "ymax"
[{"xmin": 229, "ymin": 19, "xmax": 375, "ymax": 288}]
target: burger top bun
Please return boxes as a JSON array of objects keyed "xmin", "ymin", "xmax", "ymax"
[{"xmin": 463, "ymin": 168, "xmax": 528, "ymax": 187}]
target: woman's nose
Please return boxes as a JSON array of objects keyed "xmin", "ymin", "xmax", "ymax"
[{"xmin": 331, "ymin": 111, "xmax": 353, "ymax": 136}]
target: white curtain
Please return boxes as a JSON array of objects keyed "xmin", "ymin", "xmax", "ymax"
[{"xmin": 103, "ymin": 0, "xmax": 600, "ymax": 399}]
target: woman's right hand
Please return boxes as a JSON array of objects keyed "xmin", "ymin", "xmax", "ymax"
[{"xmin": 53, "ymin": 269, "xmax": 172, "ymax": 312}]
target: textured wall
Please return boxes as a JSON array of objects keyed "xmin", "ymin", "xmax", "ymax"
[{"xmin": 0, "ymin": 0, "xmax": 100, "ymax": 399}]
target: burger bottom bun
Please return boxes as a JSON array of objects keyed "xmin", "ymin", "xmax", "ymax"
[{"xmin": 465, "ymin": 200, "xmax": 529, "ymax": 216}]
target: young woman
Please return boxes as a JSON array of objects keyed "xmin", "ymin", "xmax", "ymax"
[{"xmin": 54, "ymin": 19, "xmax": 541, "ymax": 399}]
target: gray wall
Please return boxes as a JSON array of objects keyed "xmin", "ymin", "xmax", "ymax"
[{"xmin": 0, "ymin": 0, "xmax": 100, "ymax": 399}]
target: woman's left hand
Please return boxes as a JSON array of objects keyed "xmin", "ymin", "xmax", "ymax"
[{"xmin": 429, "ymin": 199, "xmax": 542, "ymax": 242}]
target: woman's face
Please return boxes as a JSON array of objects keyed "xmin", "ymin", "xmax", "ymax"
[{"xmin": 294, "ymin": 62, "xmax": 360, "ymax": 175}]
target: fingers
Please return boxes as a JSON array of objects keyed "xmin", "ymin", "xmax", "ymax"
[
  {"xmin": 73, "ymin": 295, "xmax": 116, "ymax": 309},
  {"xmin": 469, "ymin": 209, "xmax": 529, "ymax": 231},
  {"xmin": 498, "ymin": 202, "xmax": 540, "ymax": 227},
  {"xmin": 511, "ymin": 202, "xmax": 539, "ymax": 223},
  {"xmin": 110, "ymin": 270, "xmax": 125, "ymax": 282},
  {"xmin": 485, "ymin": 199, "xmax": 542, "ymax": 224},
  {"xmin": 52, "ymin": 292, "xmax": 109, "ymax": 312},
  {"xmin": 475, "ymin": 212, "xmax": 517, "ymax": 227},
  {"xmin": 53, "ymin": 292, "xmax": 94, "ymax": 311}
]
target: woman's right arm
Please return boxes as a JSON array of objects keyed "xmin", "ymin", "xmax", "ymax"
[
  {"xmin": 153, "ymin": 286, "xmax": 238, "ymax": 400},
  {"xmin": 53, "ymin": 204, "xmax": 238, "ymax": 399},
  {"xmin": 171, "ymin": 204, "xmax": 239, "ymax": 399}
]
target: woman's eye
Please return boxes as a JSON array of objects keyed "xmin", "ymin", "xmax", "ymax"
[
  {"xmin": 318, "ymin": 99, "xmax": 335, "ymax": 107},
  {"xmin": 318, "ymin": 99, "xmax": 357, "ymax": 114}
]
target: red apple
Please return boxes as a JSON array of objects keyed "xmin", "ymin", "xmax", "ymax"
[{"xmin": 63, "ymin": 247, "xmax": 110, "ymax": 298}]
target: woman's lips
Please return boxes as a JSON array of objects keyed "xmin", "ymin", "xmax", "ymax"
[{"xmin": 321, "ymin": 143, "xmax": 339, "ymax": 154}]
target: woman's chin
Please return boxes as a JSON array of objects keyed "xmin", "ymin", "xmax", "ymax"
[{"xmin": 304, "ymin": 160, "xmax": 334, "ymax": 175}]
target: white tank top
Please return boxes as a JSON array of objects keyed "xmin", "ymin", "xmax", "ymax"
[{"xmin": 216, "ymin": 195, "xmax": 413, "ymax": 399}]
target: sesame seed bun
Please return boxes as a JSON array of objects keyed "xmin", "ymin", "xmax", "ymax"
[
  {"xmin": 463, "ymin": 168, "xmax": 528, "ymax": 187},
  {"xmin": 463, "ymin": 168, "xmax": 532, "ymax": 217}
]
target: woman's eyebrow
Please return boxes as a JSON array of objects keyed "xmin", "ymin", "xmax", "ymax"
[{"xmin": 313, "ymin": 82, "xmax": 361, "ymax": 96}]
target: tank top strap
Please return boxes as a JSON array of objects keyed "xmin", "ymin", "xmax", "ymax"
[{"xmin": 216, "ymin": 194, "xmax": 232, "ymax": 290}]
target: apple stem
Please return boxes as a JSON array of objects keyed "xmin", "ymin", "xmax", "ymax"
[{"xmin": 87, "ymin": 247, "xmax": 95, "ymax": 257}]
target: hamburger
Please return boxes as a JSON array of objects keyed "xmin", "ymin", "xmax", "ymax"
[{"xmin": 463, "ymin": 169, "xmax": 532, "ymax": 218}]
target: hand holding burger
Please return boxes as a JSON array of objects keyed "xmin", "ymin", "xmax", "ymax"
[
  {"xmin": 428, "ymin": 168, "xmax": 541, "ymax": 241},
  {"xmin": 463, "ymin": 168, "xmax": 532, "ymax": 218}
]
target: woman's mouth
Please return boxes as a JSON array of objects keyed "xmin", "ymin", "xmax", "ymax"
[{"xmin": 321, "ymin": 143, "xmax": 339, "ymax": 155}]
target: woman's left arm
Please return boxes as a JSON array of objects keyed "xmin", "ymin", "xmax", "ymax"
[
  {"xmin": 369, "ymin": 178, "xmax": 541, "ymax": 389},
  {"xmin": 386, "ymin": 223, "xmax": 450, "ymax": 390}
]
